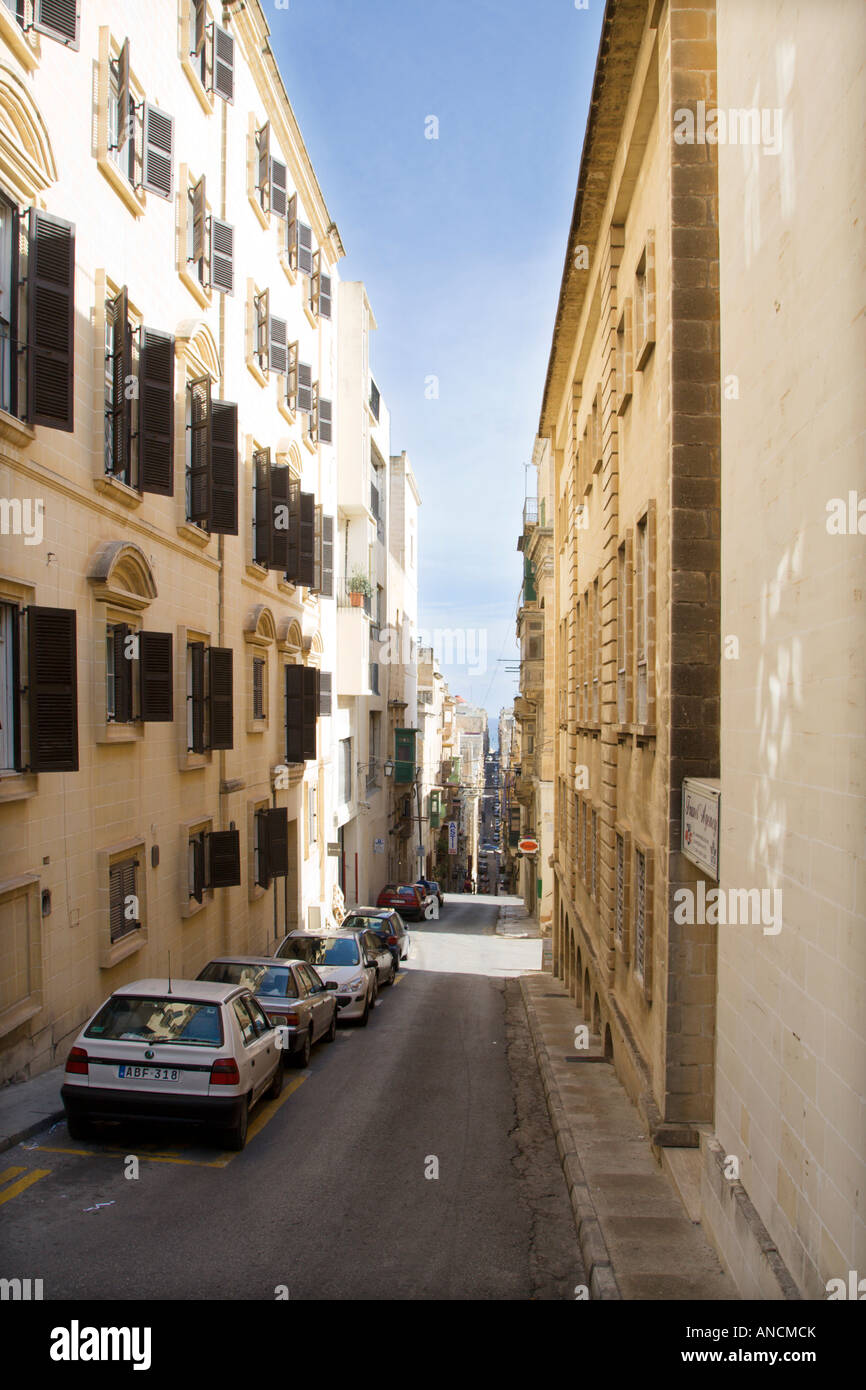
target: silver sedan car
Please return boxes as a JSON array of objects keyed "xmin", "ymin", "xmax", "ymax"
[
  {"xmin": 197, "ymin": 956, "xmax": 338, "ymax": 1068},
  {"xmin": 275, "ymin": 931, "xmax": 378, "ymax": 1025}
]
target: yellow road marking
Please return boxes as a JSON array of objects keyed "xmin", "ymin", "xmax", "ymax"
[
  {"xmin": 0, "ymin": 1168, "xmax": 50, "ymax": 1205},
  {"xmin": 0, "ymin": 1165, "xmax": 26, "ymax": 1185},
  {"xmin": 30, "ymin": 1072, "xmax": 308, "ymax": 1169}
]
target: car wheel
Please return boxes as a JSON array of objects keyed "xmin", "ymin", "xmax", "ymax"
[
  {"xmin": 224, "ymin": 1096, "xmax": 250, "ymax": 1152},
  {"xmin": 266, "ymin": 1059, "xmax": 284, "ymax": 1101},
  {"xmin": 292, "ymin": 1028, "xmax": 312, "ymax": 1069},
  {"xmin": 357, "ymin": 992, "xmax": 371, "ymax": 1027},
  {"xmin": 386, "ymin": 958, "xmax": 397, "ymax": 985},
  {"xmin": 324, "ymin": 1007, "xmax": 337, "ymax": 1043},
  {"xmin": 66, "ymin": 1114, "xmax": 92, "ymax": 1142}
]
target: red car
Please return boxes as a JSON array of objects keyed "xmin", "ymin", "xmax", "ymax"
[{"xmin": 376, "ymin": 883, "xmax": 429, "ymax": 921}]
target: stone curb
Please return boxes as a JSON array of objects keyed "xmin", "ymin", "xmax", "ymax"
[
  {"xmin": 519, "ymin": 977, "xmax": 622, "ymax": 1300},
  {"xmin": 0, "ymin": 1106, "xmax": 66, "ymax": 1155}
]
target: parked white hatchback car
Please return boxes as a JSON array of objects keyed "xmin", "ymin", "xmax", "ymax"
[
  {"xmin": 61, "ymin": 978, "xmax": 283, "ymax": 1150},
  {"xmin": 274, "ymin": 930, "xmax": 377, "ymax": 1025}
]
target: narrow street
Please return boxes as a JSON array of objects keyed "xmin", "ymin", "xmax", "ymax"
[{"xmin": 1, "ymin": 899, "xmax": 582, "ymax": 1301}]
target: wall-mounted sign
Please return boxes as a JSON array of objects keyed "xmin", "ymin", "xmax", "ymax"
[
  {"xmin": 327, "ymin": 842, "xmax": 341, "ymax": 856},
  {"xmin": 518, "ymin": 837, "xmax": 539, "ymax": 855},
  {"xmin": 681, "ymin": 778, "xmax": 721, "ymax": 879},
  {"xmin": 373, "ymin": 837, "xmax": 385, "ymax": 854},
  {"xmin": 447, "ymin": 821, "xmax": 458, "ymax": 854}
]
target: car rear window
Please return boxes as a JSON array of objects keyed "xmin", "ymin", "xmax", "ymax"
[
  {"xmin": 85, "ymin": 996, "xmax": 224, "ymax": 1046},
  {"xmin": 276, "ymin": 936, "xmax": 360, "ymax": 966},
  {"xmin": 398, "ymin": 888, "xmax": 417, "ymax": 898},
  {"xmin": 342, "ymin": 915, "xmax": 383, "ymax": 933},
  {"xmin": 198, "ymin": 962, "xmax": 298, "ymax": 998}
]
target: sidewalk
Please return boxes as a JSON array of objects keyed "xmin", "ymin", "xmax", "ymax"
[
  {"xmin": 519, "ymin": 971, "xmax": 736, "ymax": 1300},
  {"xmin": 0, "ymin": 1064, "xmax": 66, "ymax": 1154},
  {"xmin": 495, "ymin": 898, "xmax": 541, "ymax": 937}
]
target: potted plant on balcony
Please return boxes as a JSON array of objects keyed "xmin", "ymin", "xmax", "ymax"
[{"xmin": 348, "ymin": 570, "xmax": 372, "ymax": 608}]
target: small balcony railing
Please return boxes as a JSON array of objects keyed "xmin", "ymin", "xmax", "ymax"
[{"xmin": 338, "ymin": 583, "xmax": 372, "ymax": 615}]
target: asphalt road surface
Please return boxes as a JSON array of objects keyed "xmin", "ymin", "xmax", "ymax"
[{"xmin": 1, "ymin": 896, "xmax": 584, "ymax": 1300}]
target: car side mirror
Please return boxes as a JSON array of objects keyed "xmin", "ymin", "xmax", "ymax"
[{"xmin": 324, "ymin": 980, "xmax": 338, "ymax": 991}]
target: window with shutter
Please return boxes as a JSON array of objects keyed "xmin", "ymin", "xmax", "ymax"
[
  {"xmin": 319, "ymin": 273, "xmax": 332, "ymax": 319},
  {"xmin": 27, "ymin": 210, "xmax": 75, "ymax": 432},
  {"xmin": 190, "ymin": 0, "xmax": 206, "ymax": 56},
  {"xmin": 109, "ymin": 858, "xmax": 139, "ymax": 942},
  {"xmin": 254, "ymin": 289, "xmax": 268, "ymax": 365},
  {"xmin": 634, "ymin": 848, "xmax": 646, "ymax": 981},
  {"xmin": 108, "ymin": 40, "xmax": 133, "ymax": 182},
  {"xmin": 210, "ymin": 218, "xmax": 234, "ymax": 294},
  {"xmin": 270, "ymin": 464, "xmax": 289, "ymax": 571},
  {"xmin": 256, "ymin": 122, "xmax": 270, "ymax": 210},
  {"xmin": 312, "ymin": 505, "xmax": 322, "ymax": 591},
  {"xmin": 189, "ymin": 831, "xmax": 206, "ymax": 903},
  {"xmin": 212, "ymin": 23, "xmax": 234, "ymax": 102},
  {"xmin": 142, "ymin": 103, "xmax": 174, "ymax": 200},
  {"xmin": 297, "ymin": 222, "xmax": 313, "ymax": 276},
  {"xmin": 139, "ymin": 328, "xmax": 174, "ymax": 496},
  {"xmin": 207, "ymin": 829, "xmax": 241, "ymax": 889},
  {"xmin": 187, "ymin": 641, "xmax": 206, "ymax": 752},
  {"xmin": 285, "ymin": 340, "xmax": 298, "ymax": 410},
  {"xmin": 285, "ymin": 476, "xmax": 300, "ymax": 582},
  {"xmin": 208, "ymin": 646, "xmax": 233, "ymax": 750},
  {"xmin": 298, "ymin": 492, "xmax": 315, "ymax": 587},
  {"xmin": 190, "ymin": 174, "xmax": 206, "ymax": 272},
  {"xmin": 105, "ymin": 287, "xmax": 132, "ymax": 483},
  {"xmin": 254, "ymin": 808, "xmax": 271, "ymax": 888},
  {"xmin": 108, "ymin": 622, "xmax": 133, "ymax": 724},
  {"xmin": 302, "ymin": 667, "xmax": 319, "ymax": 761},
  {"xmin": 318, "ymin": 397, "xmax": 333, "ymax": 445},
  {"xmin": 27, "ymin": 606, "xmax": 78, "ymax": 772},
  {"xmin": 252, "ymin": 656, "xmax": 265, "ymax": 720},
  {"xmin": 253, "ymin": 446, "xmax": 272, "ymax": 567},
  {"xmin": 284, "ymin": 664, "xmax": 304, "ymax": 764},
  {"xmin": 319, "ymin": 672, "xmax": 332, "ymax": 717},
  {"xmin": 186, "ymin": 376, "xmax": 211, "ymax": 524},
  {"xmin": 269, "ymin": 315, "xmax": 288, "ymax": 375},
  {"xmin": 321, "ymin": 515, "xmax": 334, "ymax": 597},
  {"xmin": 209, "ymin": 399, "xmax": 238, "ymax": 534},
  {"xmin": 0, "ymin": 603, "xmax": 21, "ymax": 773},
  {"xmin": 264, "ymin": 807, "xmax": 288, "ymax": 878},
  {"xmin": 139, "ymin": 631, "xmax": 173, "ymax": 722}
]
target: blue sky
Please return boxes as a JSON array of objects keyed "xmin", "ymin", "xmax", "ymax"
[{"xmin": 269, "ymin": 0, "xmax": 604, "ymax": 737}]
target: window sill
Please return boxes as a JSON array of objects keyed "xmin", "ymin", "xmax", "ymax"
[
  {"xmin": 0, "ymin": 9, "xmax": 38, "ymax": 70},
  {"xmin": 179, "ymin": 265, "xmax": 212, "ymax": 310},
  {"xmin": 635, "ymin": 723, "xmax": 657, "ymax": 743},
  {"xmin": 95, "ymin": 722, "xmax": 145, "ymax": 745},
  {"xmin": 277, "ymin": 393, "xmax": 296, "ymax": 428},
  {"xmin": 617, "ymin": 389, "xmax": 632, "ymax": 417},
  {"xmin": 277, "ymin": 578, "xmax": 298, "ymax": 597},
  {"xmin": 302, "ymin": 298, "xmax": 318, "ymax": 331},
  {"xmin": 0, "ymin": 408, "xmax": 35, "ymax": 450},
  {"xmin": 302, "ymin": 433, "xmax": 317, "ymax": 455},
  {"xmin": 181, "ymin": 56, "xmax": 215, "ymax": 116},
  {"xmin": 100, "ymin": 929, "xmax": 146, "ymax": 971},
  {"xmin": 181, "ymin": 892, "xmax": 213, "ymax": 921},
  {"xmin": 0, "ymin": 993, "xmax": 42, "ymax": 1042},
  {"xmin": 0, "ymin": 771, "xmax": 37, "ymax": 803},
  {"xmin": 95, "ymin": 473, "xmax": 143, "ymax": 508},
  {"xmin": 180, "ymin": 750, "xmax": 210, "ymax": 773},
  {"xmin": 177, "ymin": 522, "xmax": 212, "ymax": 549},
  {"xmin": 635, "ymin": 336, "xmax": 655, "ymax": 372},
  {"xmin": 246, "ymin": 562, "xmax": 269, "ymax": 581},
  {"xmin": 245, "ymin": 719, "xmax": 268, "ymax": 736},
  {"xmin": 97, "ymin": 155, "xmax": 146, "ymax": 217},
  {"xmin": 247, "ymin": 357, "xmax": 268, "ymax": 389},
  {"xmin": 248, "ymin": 193, "xmax": 269, "ymax": 232},
  {"xmin": 278, "ymin": 251, "xmax": 297, "ymax": 287}
]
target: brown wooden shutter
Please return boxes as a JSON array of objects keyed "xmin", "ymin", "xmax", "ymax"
[
  {"xmin": 139, "ymin": 328, "xmax": 175, "ymax": 496},
  {"xmin": 208, "ymin": 646, "xmax": 233, "ymax": 749},
  {"xmin": 33, "ymin": 0, "xmax": 80, "ymax": 49},
  {"xmin": 192, "ymin": 0, "xmax": 206, "ymax": 54},
  {"xmin": 27, "ymin": 606, "xmax": 78, "ymax": 772},
  {"xmin": 319, "ymin": 671, "xmax": 332, "ymax": 717},
  {"xmin": 192, "ymin": 174, "xmax": 206, "ymax": 264},
  {"xmin": 270, "ymin": 464, "xmax": 289, "ymax": 572},
  {"xmin": 286, "ymin": 340, "xmax": 298, "ymax": 407},
  {"xmin": 255, "ymin": 288, "xmax": 268, "ymax": 363},
  {"xmin": 187, "ymin": 376, "xmax": 211, "ymax": 524},
  {"xmin": 209, "ymin": 399, "xmax": 238, "ymax": 534},
  {"xmin": 298, "ymin": 492, "xmax": 315, "ymax": 587},
  {"xmin": 112, "ymin": 622, "xmax": 132, "ymax": 724},
  {"xmin": 253, "ymin": 447, "xmax": 272, "ymax": 567},
  {"xmin": 108, "ymin": 287, "xmax": 131, "ymax": 478},
  {"xmin": 191, "ymin": 834, "xmax": 205, "ymax": 903},
  {"xmin": 27, "ymin": 210, "xmax": 75, "ymax": 432},
  {"xmin": 213, "ymin": 24, "xmax": 234, "ymax": 102},
  {"xmin": 284, "ymin": 664, "xmax": 304, "ymax": 763},
  {"xmin": 285, "ymin": 476, "xmax": 300, "ymax": 581},
  {"xmin": 139, "ymin": 631, "xmax": 173, "ymax": 722},
  {"xmin": 210, "ymin": 218, "xmax": 234, "ymax": 294},
  {"xmin": 188, "ymin": 641, "xmax": 206, "ymax": 752},
  {"xmin": 263, "ymin": 807, "xmax": 288, "ymax": 878},
  {"xmin": 312, "ymin": 505, "xmax": 322, "ymax": 591},
  {"xmin": 286, "ymin": 194, "xmax": 297, "ymax": 266},
  {"xmin": 142, "ymin": 104, "xmax": 174, "ymax": 200},
  {"xmin": 255, "ymin": 809, "xmax": 271, "ymax": 888},
  {"xmin": 302, "ymin": 666, "xmax": 319, "ymax": 760},
  {"xmin": 207, "ymin": 829, "xmax": 241, "ymax": 888},
  {"xmin": 321, "ymin": 515, "xmax": 334, "ymax": 597},
  {"xmin": 257, "ymin": 122, "xmax": 270, "ymax": 200}
]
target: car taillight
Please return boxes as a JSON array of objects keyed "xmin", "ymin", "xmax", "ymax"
[
  {"xmin": 265, "ymin": 1006, "xmax": 294, "ymax": 1021},
  {"xmin": 66, "ymin": 1046, "xmax": 88, "ymax": 1075},
  {"xmin": 210, "ymin": 1058, "xmax": 240, "ymax": 1086},
  {"xmin": 278, "ymin": 1012, "xmax": 299, "ymax": 1027},
  {"xmin": 387, "ymin": 936, "xmax": 398, "ymax": 946}
]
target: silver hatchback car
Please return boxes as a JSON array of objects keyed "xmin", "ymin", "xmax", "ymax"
[{"xmin": 275, "ymin": 930, "xmax": 377, "ymax": 1025}]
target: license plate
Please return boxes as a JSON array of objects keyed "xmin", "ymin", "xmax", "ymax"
[{"xmin": 117, "ymin": 1065, "xmax": 181, "ymax": 1081}]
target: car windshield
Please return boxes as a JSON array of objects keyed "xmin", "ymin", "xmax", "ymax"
[
  {"xmin": 85, "ymin": 996, "xmax": 224, "ymax": 1046},
  {"xmin": 277, "ymin": 936, "xmax": 360, "ymax": 966},
  {"xmin": 198, "ymin": 962, "xmax": 297, "ymax": 998}
]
